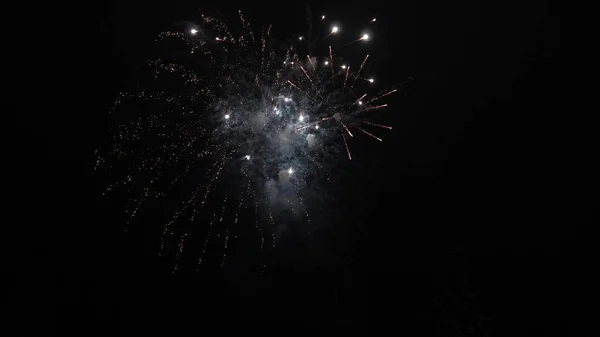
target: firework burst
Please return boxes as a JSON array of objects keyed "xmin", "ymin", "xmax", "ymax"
[{"xmin": 94, "ymin": 9, "xmax": 408, "ymax": 273}]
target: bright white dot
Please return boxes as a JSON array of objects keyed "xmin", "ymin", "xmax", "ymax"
[
  {"xmin": 322, "ymin": 15, "xmax": 325, "ymax": 20},
  {"xmin": 315, "ymin": 125, "xmax": 319, "ymax": 129},
  {"xmin": 190, "ymin": 29, "xmax": 198, "ymax": 35},
  {"xmin": 216, "ymin": 37, "xmax": 221, "ymax": 41},
  {"xmin": 224, "ymin": 114, "xmax": 230, "ymax": 119},
  {"xmin": 324, "ymin": 61, "xmax": 329, "ymax": 65},
  {"xmin": 299, "ymin": 115, "xmax": 304, "ymax": 122},
  {"xmin": 299, "ymin": 36, "xmax": 303, "ymax": 40},
  {"xmin": 341, "ymin": 65, "xmax": 347, "ymax": 69},
  {"xmin": 371, "ymin": 18, "xmax": 377, "ymax": 22},
  {"xmin": 245, "ymin": 155, "xmax": 250, "ymax": 160},
  {"xmin": 284, "ymin": 97, "xmax": 291, "ymax": 102},
  {"xmin": 332, "ymin": 26, "xmax": 339, "ymax": 33},
  {"xmin": 368, "ymin": 78, "xmax": 374, "ymax": 83},
  {"xmin": 288, "ymin": 168, "xmax": 293, "ymax": 174},
  {"xmin": 358, "ymin": 100, "xmax": 363, "ymax": 105},
  {"xmin": 291, "ymin": 61, "xmax": 294, "ymax": 65},
  {"xmin": 362, "ymin": 34, "xmax": 369, "ymax": 40}
]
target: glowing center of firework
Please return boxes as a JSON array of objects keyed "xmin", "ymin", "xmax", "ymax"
[
  {"xmin": 358, "ymin": 100, "xmax": 363, "ymax": 105},
  {"xmin": 315, "ymin": 125, "xmax": 319, "ymax": 129},
  {"xmin": 288, "ymin": 168, "xmax": 293, "ymax": 174},
  {"xmin": 245, "ymin": 155, "xmax": 250, "ymax": 160},
  {"xmin": 190, "ymin": 29, "xmax": 198, "ymax": 35},
  {"xmin": 331, "ymin": 26, "xmax": 339, "ymax": 33},
  {"xmin": 224, "ymin": 114, "xmax": 230, "ymax": 119},
  {"xmin": 361, "ymin": 34, "xmax": 370, "ymax": 40},
  {"xmin": 216, "ymin": 37, "xmax": 221, "ymax": 41},
  {"xmin": 341, "ymin": 65, "xmax": 347, "ymax": 69},
  {"xmin": 324, "ymin": 61, "xmax": 329, "ymax": 65},
  {"xmin": 368, "ymin": 78, "xmax": 374, "ymax": 83},
  {"xmin": 322, "ymin": 15, "xmax": 325, "ymax": 20},
  {"xmin": 298, "ymin": 36, "xmax": 303, "ymax": 40},
  {"xmin": 284, "ymin": 97, "xmax": 291, "ymax": 102},
  {"xmin": 299, "ymin": 115, "xmax": 304, "ymax": 122},
  {"xmin": 371, "ymin": 18, "xmax": 377, "ymax": 22}
]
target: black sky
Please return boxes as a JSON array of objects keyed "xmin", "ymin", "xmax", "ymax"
[{"xmin": 13, "ymin": 1, "xmax": 588, "ymax": 336}]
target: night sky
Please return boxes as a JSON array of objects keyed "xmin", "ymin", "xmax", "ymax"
[{"xmin": 13, "ymin": 1, "xmax": 586, "ymax": 336}]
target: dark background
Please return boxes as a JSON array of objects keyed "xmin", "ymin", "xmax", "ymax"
[{"xmin": 13, "ymin": 1, "xmax": 588, "ymax": 336}]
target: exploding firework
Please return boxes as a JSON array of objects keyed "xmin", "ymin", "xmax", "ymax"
[{"xmin": 94, "ymin": 9, "xmax": 408, "ymax": 273}]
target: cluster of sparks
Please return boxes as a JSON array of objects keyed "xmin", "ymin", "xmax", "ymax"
[{"xmin": 94, "ymin": 10, "xmax": 405, "ymax": 273}]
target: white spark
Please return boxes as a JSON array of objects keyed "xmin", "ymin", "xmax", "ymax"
[
  {"xmin": 331, "ymin": 26, "xmax": 339, "ymax": 33},
  {"xmin": 362, "ymin": 34, "xmax": 369, "ymax": 40},
  {"xmin": 368, "ymin": 78, "xmax": 374, "ymax": 83},
  {"xmin": 245, "ymin": 155, "xmax": 250, "ymax": 160},
  {"xmin": 224, "ymin": 114, "xmax": 230, "ymax": 119},
  {"xmin": 358, "ymin": 100, "xmax": 363, "ymax": 105},
  {"xmin": 341, "ymin": 65, "xmax": 347, "ymax": 69},
  {"xmin": 324, "ymin": 61, "xmax": 329, "ymax": 65},
  {"xmin": 299, "ymin": 36, "xmax": 303, "ymax": 40},
  {"xmin": 299, "ymin": 115, "xmax": 304, "ymax": 122},
  {"xmin": 190, "ymin": 29, "xmax": 198, "ymax": 35},
  {"xmin": 322, "ymin": 15, "xmax": 325, "ymax": 20},
  {"xmin": 371, "ymin": 18, "xmax": 377, "ymax": 22},
  {"xmin": 288, "ymin": 168, "xmax": 293, "ymax": 174}
]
